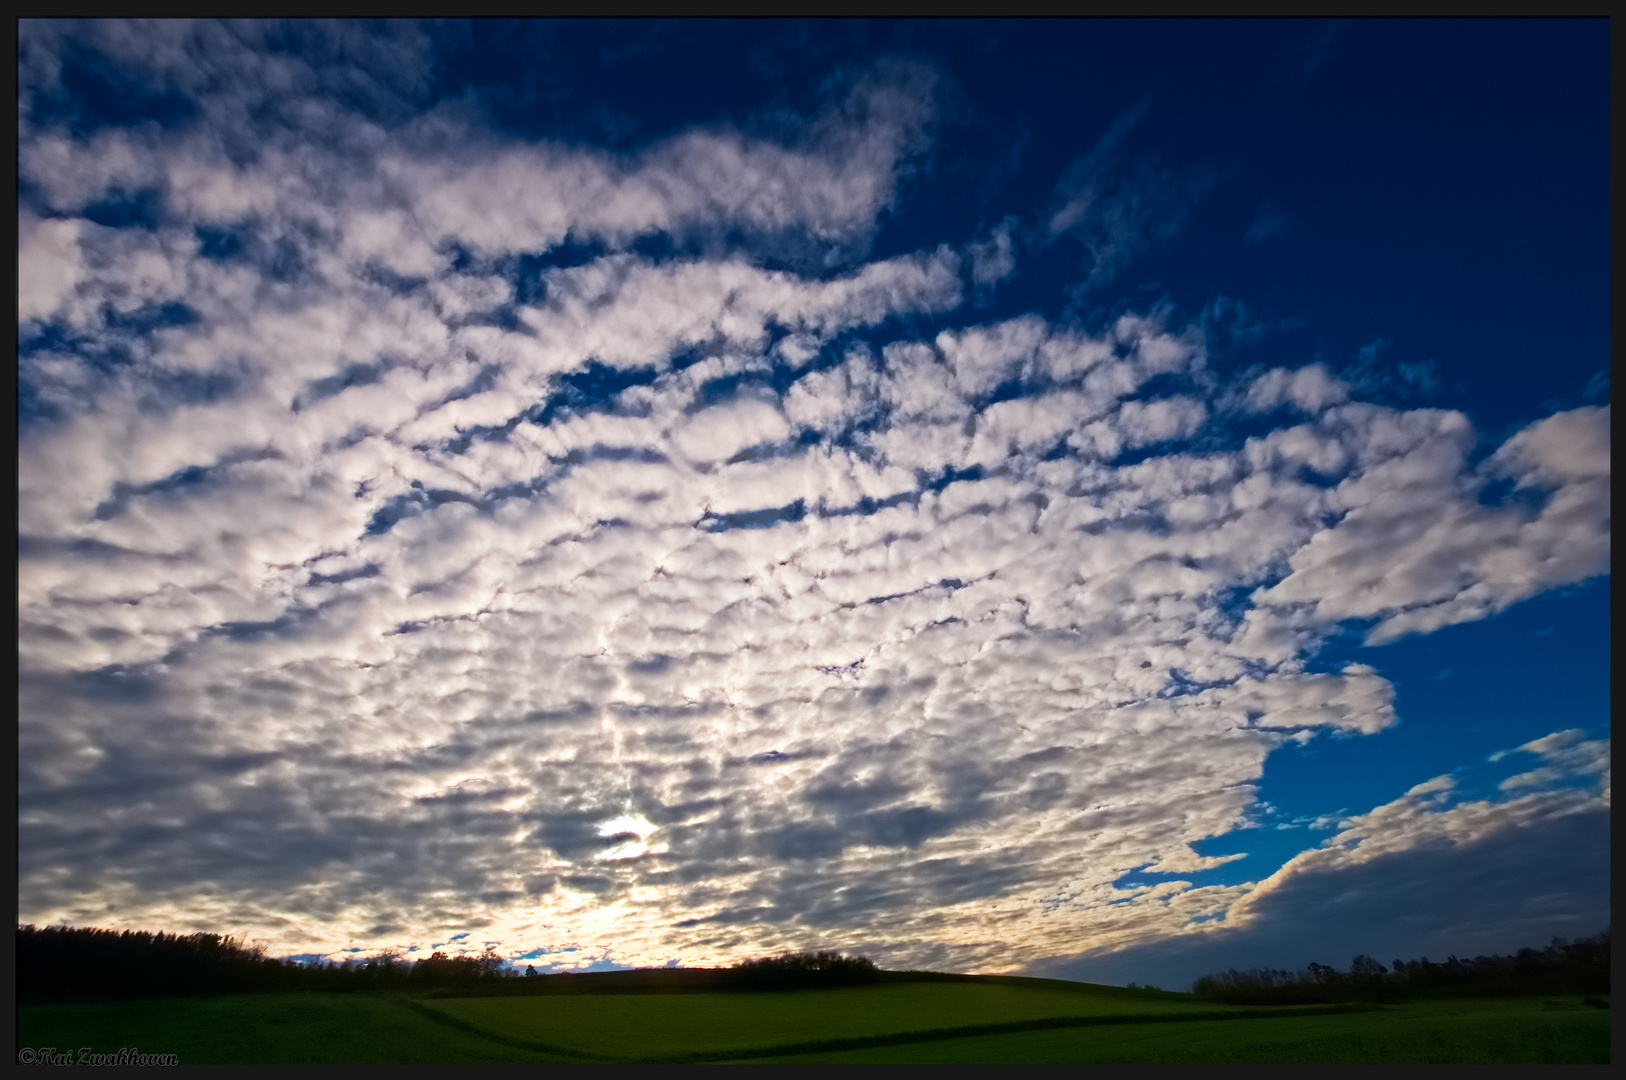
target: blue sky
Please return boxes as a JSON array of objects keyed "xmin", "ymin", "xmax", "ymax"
[{"xmin": 17, "ymin": 20, "xmax": 1608, "ymax": 985}]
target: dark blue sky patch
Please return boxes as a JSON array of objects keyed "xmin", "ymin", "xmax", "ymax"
[
  {"xmin": 18, "ymin": 319, "xmax": 80, "ymax": 357},
  {"xmin": 307, "ymin": 563, "xmax": 381, "ymax": 587},
  {"xmin": 1475, "ymin": 475, "xmax": 1551, "ymax": 515},
  {"xmin": 442, "ymin": 414, "xmax": 529, "ymax": 454},
  {"xmin": 1206, "ymin": 585, "xmax": 1257, "ymax": 634},
  {"xmin": 361, "ymin": 262, "xmax": 428, "ymax": 296},
  {"xmin": 195, "ymin": 225, "xmax": 246, "ymax": 261},
  {"xmin": 93, "ymin": 460, "xmax": 219, "ymax": 520},
  {"xmin": 821, "ymin": 406, "xmax": 896, "ymax": 458},
  {"xmin": 698, "ymin": 499, "xmax": 806, "ymax": 533},
  {"xmin": 1157, "ymin": 667, "xmax": 1237, "ymax": 700},
  {"xmin": 549, "ymin": 360, "xmax": 662, "ymax": 416},
  {"xmin": 194, "ymin": 222, "xmax": 330, "ymax": 284},
  {"xmin": 18, "ymin": 535, "xmax": 143, "ymax": 562},
  {"xmin": 266, "ymin": 236, "xmax": 308, "ymax": 283},
  {"xmin": 1038, "ymin": 438, "xmax": 1073, "ymax": 462},
  {"xmin": 549, "ymin": 446, "xmax": 667, "ymax": 470},
  {"xmin": 477, "ymin": 476, "xmax": 553, "ymax": 504},
  {"xmin": 366, "ymin": 444, "xmax": 675, "ymax": 536},
  {"xmin": 1292, "ymin": 460, "xmax": 1346, "ymax": 490},
  {"xmin": 364, "ymin": 487, "xmax": 479, "ymax": 536},
  {"xmin": 626, "ymin": 654, "xmax": 673, "ymax": 676},
  {"xmin": 203, "ymin": 606, "xmax": 322, "ymax": 644},
  {"xmin": 80, "ymin": 188, "xmax": 166, "ymax": 230},
  {"xmin": 1109, "ymin": 435, "xmax": 1210, "ymax": 469},
  {"xmin": 294, "ymin": 361, "xmax": 388, "ymax": 411},
  {"xmin": 139, "ymin": 365, "xmax": 246, "ymax": 415},
  {"xmin": 18, "ymin": 379, "xmax": 66, "ymax": 427},
  {"xmin": 687, "ymin": 371, "xmax": 756, "ymax": 414},
  {"xmin": 1078, "ymin": 509, "xmax": 1170, "ymax": 537},
  {"xmin": 449, "ymin": 306, "xmax": 529, "ymax": 333},
  {"xmin": 1475, "ymin": 475, "xmax": 1517, "ymax": 508},
  {"xmin": 917, "ymin": 463, "xmax": 984, "ymax": 494},
  {"xmin": 724, "ymin": 427, "xmax": 822, "ymax": 465},
  {"xmin": 92, "ymin": 447, "xmax": 277, "ymax": 521},
  {"xmin": 1109, "ymin": 861, "xmax": 1177, "ymax": 892},
  {"xmin": 864, "ymin": 577, "xmax": 967, "ymax": 607},
  {"xmin": 443, "ymin": 360, "xmax": 661, "ymax": 454},
  {"xmin": 975, "ymin": 373, "xmax": 1038, "ymax": 411},
  {"xmin": 43, "ymin": 40, "xmax": 198, "ymax": 135},
  {"xmin": 1124, "ymin": 371, "xmax": 1200, "ymax": 402},
  {"xmin": 1181, "ymin": 827, "xmax": 1340, "ymax": 891},
  {"xmin": 1268, "ymin": 579, "xmax": 1610, "ymax": 835},
  {"xmin": 106, "ymin": 300, "xmax": 200, "ymax": 337},
  {"xmin": 506, "ymin": 243, "xmax": 610, "ymax": 302},
  {"xmin": 63, "ymin": 664, "xmax": 163, "ymax": 706},
  {"xmin": 815, "ymin": 490, "xmax": 919, "ymax": 519},
  {"xmin": 1198, "ymin": 410, "xmax": 1304, "ymax": 456},
  {"xmin": 431, "ymin": 363, "xmax": 503, "ymax": 409}
]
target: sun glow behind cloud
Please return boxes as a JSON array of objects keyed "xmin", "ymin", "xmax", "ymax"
[{"xmin": 17, "ymin": 21, "xmax": 1609, "ymax": 973}]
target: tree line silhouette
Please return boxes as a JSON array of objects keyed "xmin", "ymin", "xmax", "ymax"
[
  {"xmin": 24, "ymin": 921, "xmax": 1605, "ymax": 1004},
  {"xmin": 1191, "ymin": 928, "xmax": 1610, "ymax": 1004},
  {"xmin": 16, "ymin": 925, "xmax": 885, "ymax": 1001}
]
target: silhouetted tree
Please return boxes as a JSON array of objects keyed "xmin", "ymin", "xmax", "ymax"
[
  {"xmin": 727, "ymin": 950, "xmax": 880, "ymax": 990},
  {"xmin": 408, "ymin": 946, "xmax": 509, "ymax": 985},
  {"xmin": 1193, "ymin": 928, "xmax": 1609, "ymax": 1004}
]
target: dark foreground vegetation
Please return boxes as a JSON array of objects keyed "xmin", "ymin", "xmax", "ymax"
[
  {"xmin": 1192, "ymin": 928, "xmax": 1610, "ymax": 1005},
  {"xmin": 20, "ymin": 986, "xmax": 1607, "ymax": 1064},
  {"xmin": 17, "ymin": 924, "xmax": 1609, "ymax": 1063},
  {"xmin": 17, "ymin": 924, "xmax": 911, "ymax": 1001}
]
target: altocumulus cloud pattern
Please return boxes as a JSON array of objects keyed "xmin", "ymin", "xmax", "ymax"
[{"xmin": 17, "ymin": 21, "xmax": 1609, "ymax": 974}]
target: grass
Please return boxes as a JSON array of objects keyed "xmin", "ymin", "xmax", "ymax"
[
  {"xmin": 416, "ymin": 978, "xmax": 1227, "ymax": 1060},
  {"xmin": 16, "ymin": 992, "xmax": 571, "ymax": 1064},
  {"xmin": 735, "ymin": 996, "xmax": 1612, "ymax": 1064},
  {"xmin": 17, "ymin": 983, "xmax": 1609, "ymax": 1064}
]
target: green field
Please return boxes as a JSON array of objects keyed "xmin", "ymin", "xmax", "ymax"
[
  {"xmin": 419, "ymin": 977, "xmax": 1227, "ymax": 1060},
  {"xmin": 18, "ymin": 983, "xmax": 1609, "ymax": 1064},
  {"xmin": 737, "ymin": 995, "xmax": 1611, "ymax": 1064}
]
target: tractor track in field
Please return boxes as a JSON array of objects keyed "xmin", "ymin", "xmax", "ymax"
[{"xmin": 402, "ymin": 995, "xmax": 1376, "ymax": 1063}]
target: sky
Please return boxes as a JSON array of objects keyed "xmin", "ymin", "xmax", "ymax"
[{"xmin": 16, "ymin": 19, "xmax": 1610, "ymax": 988}]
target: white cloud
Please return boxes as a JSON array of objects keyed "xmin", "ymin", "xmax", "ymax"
[
  {"xmin": 1499, "ymin": 728, "xmax": 1610, "ymax": 794},
  {"xmin": 967, "ymin": 218, "xmax": 1017, "ymax": 291},
  {"xmin": 16, "ymin": 26, "xmax": 1610, "ymax": 974},
  {"xmin": 1243, "ymin": 363, "xmax": 1349, "ymax": 414},
  {"xmin": 674, "ymin": 397, "xmax": 792, "ymax": 464},
  {"xmin": 1117, "ymin": 396, "xmax": 1208, "ymax": 447},
  {"xmin": 19, "ymin": 44, "xmax": 933, "ymax": 272},
  {"xmin": 18, "ymin": 212, "xmax": 86, "ymax": 322},
  {"xmin": 1250, "ymin": 404, "xmax": 1610, "ymax": 645}
]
